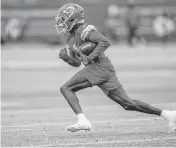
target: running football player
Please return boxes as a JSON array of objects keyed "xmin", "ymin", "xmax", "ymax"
[{"xmin": 55, "ymin": 3, "xmax": 176, "ymax": 132}]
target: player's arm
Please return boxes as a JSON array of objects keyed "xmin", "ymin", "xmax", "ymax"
[
  {"xmin": 59, "ymin": 47, "xmax": 81, "ymax": 67},
  {"xmin": 85, "ymin": 29, "xmax": 111, "ymax": 62},
  {"xmin": 67, "ymin": 48, "xmax": 81, "ymax": 67}
]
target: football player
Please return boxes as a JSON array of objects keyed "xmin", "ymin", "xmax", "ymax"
[{"xmin": 55, "ymin": 3, "xmax": 176, "ymax": 132}]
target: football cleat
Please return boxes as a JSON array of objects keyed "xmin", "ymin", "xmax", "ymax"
[
  {"xmin": 169, "ymin": 122, "xmax": 176, "ymax": 133},
  {"xmin": 67, "ymin": 120, "xmax": 92, "ymax": 132},
  {"xmin": 166, "ymin": 111, "xmax": 176, "ymax": 133}
]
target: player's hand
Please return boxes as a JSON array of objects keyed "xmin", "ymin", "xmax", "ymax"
[
  {"xmin": 59, "ymin": 48, "xmax": 70, "ymax": 62},
  {"xmin": 76, "ymin": 48, "xmax": 91, "ymax": 66},
  {"xmin": 80, "ymin": 53, "xmax": 90, "ymax": 66}
]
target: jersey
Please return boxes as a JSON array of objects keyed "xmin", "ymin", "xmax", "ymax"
[{"xmin": 65, "ymin": 23, "xmax": 115, "ymax": 71}]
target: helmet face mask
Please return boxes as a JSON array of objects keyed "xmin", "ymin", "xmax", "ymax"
[
  {"xmin": 55, "ymin": 3, "xmax": 84, "ymax": 34},
  {"xmin": 55, "ymin": 22, "xmax": 68, "ymax": 34}
]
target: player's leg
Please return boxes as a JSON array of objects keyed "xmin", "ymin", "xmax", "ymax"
[
  {"xmin": 60, "ymin": 71, "xmax": 92, "ymax": 132},
  {"xmin": 108, "ymin": 86, "xmax": 176, "ymax": 132},
  {"xmin": 60, "ymin": 73, "xmax": 91, "ymax": 114},
  {"xmin": 64, "ymin": 61, "xmax": 113, "ymax": 132},
  {"xmin": 108, "ymin": 86, "xmax": 162, "ymax": 115},
  {"xmin": 98, "ymin": 71, "xmax": 176, "ymax": 132}
]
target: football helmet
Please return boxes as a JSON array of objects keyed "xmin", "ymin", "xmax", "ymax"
[{"xmin": 55, "ymin": 3, "xmax": 84, "ymax": 33}]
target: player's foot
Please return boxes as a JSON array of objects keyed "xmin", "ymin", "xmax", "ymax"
[
  {"xmin": 67, "ymin": 120, "xmax": 92, "ymax": 132},
  {"xmin": 164, "ymin": 111, "xmax": 176, "ymax": 132}
]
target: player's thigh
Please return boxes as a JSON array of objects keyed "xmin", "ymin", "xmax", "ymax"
[
  {"xmin": 98, "ymin": 73, "xmax": 121, "ymax": 96},
  {"xmin": 108, "ymin": 85, "xmax": 134, "ymax": 105},
  {"xmin": 63, "ymin": 70, "xmax": 91, "ymax": 89},
  {"xmin": 70, "ymin": 81, "xmax": 91, "ymax": 92}
]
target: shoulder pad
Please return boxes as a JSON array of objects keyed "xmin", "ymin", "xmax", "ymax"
[{"xmin": 81, "ymin": 25, "xmax": 97, "ymax": 41}]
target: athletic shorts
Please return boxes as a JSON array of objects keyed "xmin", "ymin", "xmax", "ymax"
[{"xmin": 79, "ymin": 60, "xmax": 121, "ymax": 95}]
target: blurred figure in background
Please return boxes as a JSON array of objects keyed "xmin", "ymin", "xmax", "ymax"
[
  {"xmin": 104, "ymin": 4, "xmax": 120, "ymax": 42},
  {"xmin": 153, "ymin": 9, "xmax": 175, "ymax": 47},
  {"xmin": 2, "ymin": 16, "xmax": 29, "ymax": 44},
  {"xmin": 124, "ymin": 0, "xmax": 144, "ymax": 46}
]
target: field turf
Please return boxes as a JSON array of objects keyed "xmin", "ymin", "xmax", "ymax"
[{"xmin": 1, "ymin": 43, "xmax": 176, "ymax": 147}]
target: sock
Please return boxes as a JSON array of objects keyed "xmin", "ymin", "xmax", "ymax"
[
  {"xmin": 161, "ymin": 110, "xmax": 170, "ymax": 118},
  {"xmin": 77, "ymin": 113, "xmax": 87, "ymax": 122}
]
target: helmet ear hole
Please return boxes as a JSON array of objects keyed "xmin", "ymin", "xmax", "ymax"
[
  {"xmin": 80, "ymin": 10, "xmax": 84, "ymax": 14},
  {"xmin": 69, "ymin": 19, "xmax": 74, "ymax": 22}
]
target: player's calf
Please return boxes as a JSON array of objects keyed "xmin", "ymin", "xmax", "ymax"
[
  {"xmin": 122, "ymin": 102, "xmax": 137, "ymax": 111},
  {"xmin": 121, "ymin": 101, "xmax": 161, "ymax": 115},
  {"xmin": 60, "ymin": 83, "xmax": 77, "ymax": 105}
]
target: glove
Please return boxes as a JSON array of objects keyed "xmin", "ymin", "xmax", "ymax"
[
  {"xmin": 81, "ymin": 54, "xmax": 90, "ymax": 66},
  {"xmin": 59, "ymin": 48, "xmax": 70, "ymax": 62},
  {"xmin": 77, "ymin": 50, "xmax": 90, "ymax": 66}
]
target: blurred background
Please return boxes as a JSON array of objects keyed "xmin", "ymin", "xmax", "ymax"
[
  {"xmin": 1, "ymin": 0, "xmax": 176, "ymax": 111},
  {"xmin": 1, "ymin": 0, "xmax": 176, "ymax": 45}
]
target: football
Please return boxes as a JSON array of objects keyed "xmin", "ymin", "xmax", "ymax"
[{"xmin": 79, "ymin": 42, "xmax": 97, "ymax": 56}]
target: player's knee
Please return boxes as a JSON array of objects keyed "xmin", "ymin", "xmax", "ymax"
[
  {"xmin": 60, "ymin": 84, "xmax": 68, "ymax": 94},
  {"xmin": 60, "ymin": 85, "xmax": 65, "ymax": 94}
]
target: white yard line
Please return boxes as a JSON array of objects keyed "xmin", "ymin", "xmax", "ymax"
[
  {"xmin": 1, "ymin": 117, "xmax": 163, "ymax": 128},
  {"xmin": 33, "ymin": 137, "xmax": 176, "ymax": 147},
  {"xmin": 2, "ymin": 129, "xmax": 33, "ymax": 132},
  {"xmin": 57, "ymin": 137, "xmax": 176, "ymax": 146},
  {"xmin": 2, "ymin": 102, "xmax": 176, "ymax": 112}
]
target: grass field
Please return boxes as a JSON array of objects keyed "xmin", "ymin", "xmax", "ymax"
[{"xmin": 1, "ymin": 43, "xmax": 176, "ymax": 147}]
